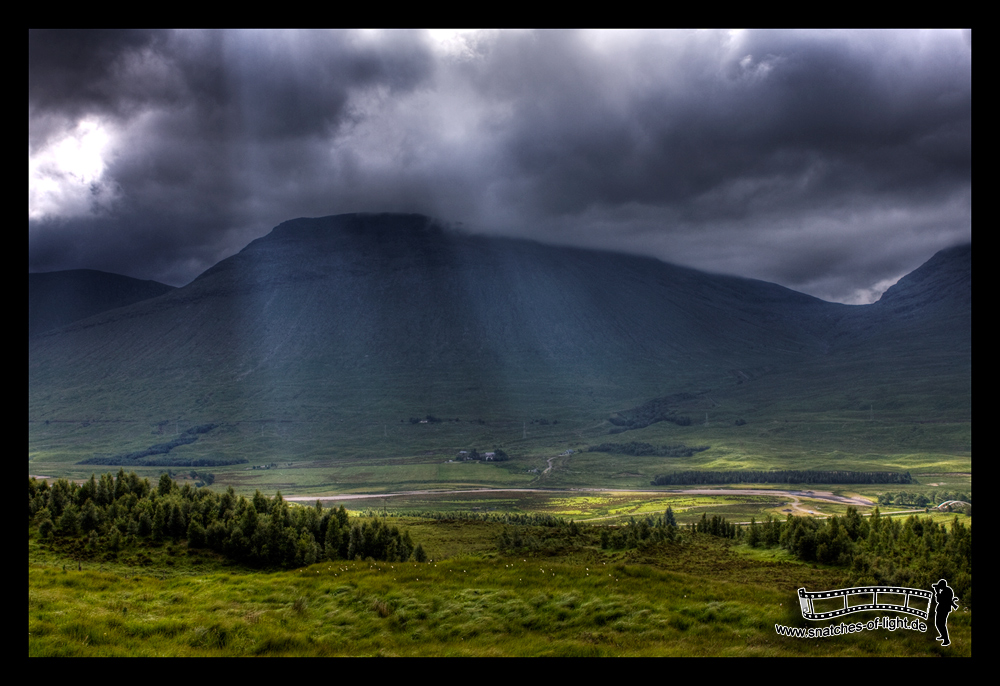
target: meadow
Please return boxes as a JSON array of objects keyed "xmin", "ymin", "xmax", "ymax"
[{"xmin": 29, "ymin": 484, "xmax": 972, "ymax": 657}]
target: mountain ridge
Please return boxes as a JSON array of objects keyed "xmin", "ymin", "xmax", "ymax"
[
  {"xmin": 28, "ymin": 269, "xmax": 175, "ymax": 339},
  {"xmin": 28, "ymin": 213, "xmax": 970, "ymax": 470}
]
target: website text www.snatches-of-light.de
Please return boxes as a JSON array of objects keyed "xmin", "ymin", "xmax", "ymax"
[{"xmin": 775, "ymin": 616, "xmax": 927, "ymax": 638}]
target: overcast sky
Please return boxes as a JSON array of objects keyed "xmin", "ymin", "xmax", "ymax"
[{"xmin": 28, "ymin": 29, "xmax": 971, "ymax": 303}]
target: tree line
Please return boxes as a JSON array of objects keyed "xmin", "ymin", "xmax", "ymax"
[
  {"xmin": 650, "ymin": 470, "xmax": 913, "ymax": 485},
  {"xmin": 599, "ymin": 507, "xmax": 683, "ymax": 550},
  {"xmin": 588, "ymin": 442, "xmax": 709, "ymax": 457},
  {"xmin": 608, "ymin": 393, "xmax": 696, "ymax": 432},
  {"xmin": 608, "ymin": 507, "xmax": 972, "ymax": 605},
  {"xmin": 29, "ymin": 471, "xmax": 425, "ymax": 568},
  {"xmin": 77, "ymin": 424, "xmax": 247, "ymax": 467},
  {"xmin": 744, "ymin": 508, "xmax": 971, "ymax": 603},
  {"xmin": 481, "ymin": 501, "xmax": 972, "ymax": 606},
  {"xmin": 387, "ymin": 509, "xmax": 567, "ymax": 527},
  {"xmin": 876, "ymin": 490, "xmax": 971, "ymax": 508}
]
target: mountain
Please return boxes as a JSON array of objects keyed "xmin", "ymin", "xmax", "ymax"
[
  {"xmin": 822, "ymin": 243, "xmax": 971, "ymax": 363},
  {"xmin": 29, "ymin": 269, "xmax": 175, "ymax": 338},
  {"xmin": 28, "ymin": 214, "xmax": 970, "ymax": 470},
  {"xmin": 876, "ymin": 243, "xmax": 971, "ymax": 315}
]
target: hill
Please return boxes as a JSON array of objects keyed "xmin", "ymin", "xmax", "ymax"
[
  {"xmin": 29, "ymin": 269, "xmax": 175, "ymax": 339},
  {"xmin": 28, "ymin": 214, "xmax": 970, "ymax": 484}
]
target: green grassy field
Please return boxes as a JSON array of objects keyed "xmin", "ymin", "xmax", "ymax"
[{"xmin": 28, "ymin": 514, "xmax": 972, "ymax": 657}]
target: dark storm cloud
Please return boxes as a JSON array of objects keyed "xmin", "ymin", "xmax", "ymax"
[
  {"xmin": 478, "ymin": 30, "xmax": 969, "ymax": 222},
  {"xmin": 29, "ymin": 30, "xmax": 170, "ymax": 133},
  {"xmin": 28, "ymin": 29, "xmax": 970, "ymax": 302},
  {"xmin": 457, "ymin": 30, "xmax": 971, "ymax": 301},
  {"xmin": 29, "ymin": 29, "xmax": 438, "ymax": 283}
]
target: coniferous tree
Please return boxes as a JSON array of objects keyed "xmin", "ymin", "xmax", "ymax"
[
  {"xmin": 324, "ymin": 518, "xmax": 343, "ymax": 560},
  {"xmin": 295, "ymin": 531, "xmax": 318, "ymax": 566},
  {"xmin": 57, "ymin": 505, "xmax": 80, "ymax": 537},
  {"xmin": 37, "ymin": 510, "xmax": 54, "ymax": 539},
  {"xmin": 158, "ymin": 473, "xmax": 174, "ymax": 497},
  {"xmin": 78, "ymin": 475, "xmax": 98, "ymax": 505},
  {"xmin": 187, "ymin": 520, "xmax": 206, "ymax": 548},
  {"xmin": 29, "ymin": 470, "xmax": 425, "ymax": 569},
  {"xmin": 80, "ymin": 500, "xmax": 101, "ymax": 533},
  {"xmin": 152, "ymin": 502, "xmax": 169, "ymax": 539},
  {"xmin": 169, "ymin": 502, "xmax": 186, "ymax": 539}
]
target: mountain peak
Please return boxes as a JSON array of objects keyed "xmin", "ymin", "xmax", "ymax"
[{"xmin": 265, "ymin": 213, "xmax": 450, "ymax": 244}]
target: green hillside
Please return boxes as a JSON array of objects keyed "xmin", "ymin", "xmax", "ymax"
[{"xmin": 28, "ymin": 214, "xmax": 970, "ymax": 491}]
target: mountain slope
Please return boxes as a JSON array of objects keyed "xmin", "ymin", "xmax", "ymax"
[
  {"xmin": 28, "ymin": 214, "xmax": 970, "ymax": 468},
  {"xmin": 29, "ymin": 214, "xmax": 837, "ymax": 413},
  {"xmin": 876, "ymin": 243, "xmax": 971, "ymax": 316},
  {"xmin": 29, "ymin": 269, "xmax": 175, "ymax": 338}
]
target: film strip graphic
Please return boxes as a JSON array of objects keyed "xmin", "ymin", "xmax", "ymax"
[{"xmin": 798, "ymin": 586, "xmax": 932, "ymax": 621}]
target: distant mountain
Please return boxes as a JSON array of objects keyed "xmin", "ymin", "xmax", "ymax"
[
  {"xmin": 875, "ymin": 243, "xmax": 971, "ymax": 315},
  {"xmin": 825, "ymin": 243, "xmax": 971, "ymax": 360},
  {"xmin": 29, "ymin": 269, "xmax": 175, "ymax": 338},
  {"xmin": 28, "ymin": 214, "xmax": 970, "ymax": 466}
]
